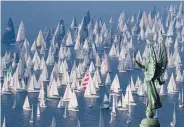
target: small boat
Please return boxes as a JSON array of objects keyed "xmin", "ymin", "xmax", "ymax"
[
  {"xmin": 23, "ymin": 96, "xmax": 31, "ymax": 110},
  {"xmin": 101, "ymin": 94, "xmax": 110, "ymax": 109},
  {"xmin": 68, "ymin": 92, "xmax": 79, "ymax": 111},
  {"xmin": 170, "ymin": 102, "xmax": 176, "ymax": 126}
]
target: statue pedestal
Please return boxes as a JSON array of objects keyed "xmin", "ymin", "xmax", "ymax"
[{"xmin": 140, "ymin": 118, "xmax": 160, "ymax": 127}]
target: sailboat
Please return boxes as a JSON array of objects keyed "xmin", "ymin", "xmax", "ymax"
[
  {"xmin": 117, "ymin": 94, "xmax": 128, "ymax": 110},
  {"xmin": 27, "ymin": 74, "xmax": 40, "ymax": 93},
  {"xmin": 124, "ymin": 85, "xmax": 136, "ymax": 105},
  {"xmin": 57, "ymin": 97, "xmax": 65, "ymax": 108},
  {"xmin": 179, "ymin": 86, "xmax": 184, "ymax": 108},
  {"xmin": 105, "ymin": 72, "xmax": 111, "ymax": 86},
  {"xmin": 167, "ymin": 73, "xmax": 178, "ymax": 94},
  {"xmin": 16, "ymin": 21, "xmax": 25, "ymax": 43},
  {"xmin": 84, "ymin": 74, "xmax": 98, "ymax": 98},
  {"xmin": 50, "ymin": 116, "xmax": 56, "ymax": 127},
  {"xmin": 101, "ymin": 94, "xmax": 109, "ymax": 109},
  {"xmin": 30, "ymin": 105, "xmax": 34, "ymax": 123},
  {"xmin": 110, "ymin": 74, "xmax": 121, "ymax": 95},
  {"xmin": 170, "ymin": 103, "xmax": 176, "ymax": 126},
  {"xmin": 62, "ymin": 85, "xmax": 73, "ymax": 101},
  {"xmin": 23, "ymin": 96, "xmax": 31, "ymax": 110},
  {"xmin": 47, "ymin": 79, "xmax": 59, "ymax": 99},
  {"xmin": 68, "ymin": 92, "xmax": 79, "ymax": 111}
]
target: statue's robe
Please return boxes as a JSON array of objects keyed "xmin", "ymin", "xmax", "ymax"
[{"xmin": 135, "ymin": 60, "xmax": 162, "ymax": 112}]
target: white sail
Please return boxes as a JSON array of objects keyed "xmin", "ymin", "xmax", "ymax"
[
  {"xmin": 2, "ymin": 77, "xmax": 9, "ymax": 93},
  {"xmin": 23, "ymin": 96, "xmax": 31, "ymax": 110},
  {"xmin": 121, "ymin": 94, "xmax": 128, "ymax": 109},
  {"xmin": 27, "ymin": 74, "xmax": 39, "ymax": 92},
  {"xmin": 46, "ymin": 53, "xmax": 54, "ymax": 65},
  {"xmin": 57, "ymin": 97, "xmax": 64, "ymax": 108},
  {"xmin": 167, "ymin": 73, "xmax": 178, "ymax": 93},
  {"xmin": 176, "ymin": 69, "xmax": 182, "ymax": 82},
  {"xmin": 95, "ymin": 54, "xmax": 101, "ymax": 67},
  {"xmin": 48, "ymin": 79, "xmax": 59, "ymax": 98},
  {"xmin": 110, "ymin": 74, "xmax": 120, "ymax": 94},
  {"xmin": 31, "ymin": 41, "xmax": 37, "ymax": 52},
  {"xmin": 124, "ymin": 85, "xmax": 136, "ymax": 105},
  {"xmin": 36, "ymin": 30, "xmax": 46, "ymax": 47},
  {"xmin": 65, "ymin": 31, "xmax": 74, "ymax": 46},
  {"xmin": 16, "ymin": 21, "xmax": 25, "ymax": 42},
  {"xmin": 63, "ymin": 86, "xmax": 73, "ymax": 101},
  {"xmin": 130, "ymin": 76, "xmax": 136, "ymax": 92},
  {"xmin": 89, "ymin": 61, "xmax": 95, "ymax": 73},
  {"xmin": 163, "ymin": 70, "xmax": 168, "ymax": 80},
  {"xmin": 159, "ymin": 84, "xmax": 166, "ymax": 96},
  {"xmin": 137, "ymin": 84, "xmax": 145, "ymax": 96},
  {"xmin": 68, "ymin": 92, "xmax": 79, "ymax": 111},
  {"xmin": 105, "ymin": 72, "xmax": 111, "ymax": 86},
  {"xmin": 109, "ymin": 43, "xmax": 117, "ymax": 57}
]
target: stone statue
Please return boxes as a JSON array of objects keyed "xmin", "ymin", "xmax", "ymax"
[{"xmin": 133, "ymin": 34, "xmax": 168, "ymax": 127}]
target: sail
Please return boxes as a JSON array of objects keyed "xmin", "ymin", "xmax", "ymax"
[
  {"xmin": 57, "ymin": 97, "xmax": 64, "ymax": 108},
  {"xmin": 2, "ymin": 17, "xmax": 15, "ymax": 44},
  {"xmin": 65, "ymin": 30, "xmax": 74, "ymax": 46},
  {"xmin": 36, "ymin": 30, "xmax": 45, "ymax": 47},
  {"xmin": 68, "ymin": 92, "xmax": 78, "ymax": 110},
  {"xmin": 109, "ymin": 43, "xmax": 117, "ymax": 57},
  {"xmin": 110, "ymin": 74, "xmax": 120, "ymax": 93},
  {"xmin": 23, "ymin": 96, "xmax": 31, "ymax": 110},
  {"xmin": 105, "ymin": 72, "xmax": 111, "ymax": 85},
  {"xmin": 81, "ymin": 73, "xmax": 89, "ymax": 88},
  {"xmin": 103, "ymin": 94, "xmax": 109, "ymax": 108},
  {"xmin": 49, "ymin": 79, "xmax": 59, "ymax": 97},
  {"xmin": 167, "ymin": 73, "xmax": 178, "ymax": 93},
  {"xmin": 16, "ymin": 21, "xmax": 25, "ymax": 42},
  {"xmin": 63, "ymin": 86, "xmax": 73, "ymax": 101}
]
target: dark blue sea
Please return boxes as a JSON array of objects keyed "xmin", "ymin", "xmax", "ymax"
[{"xmin": 1, "ymin": 1, "xmax": 184, "ymax": 127}]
